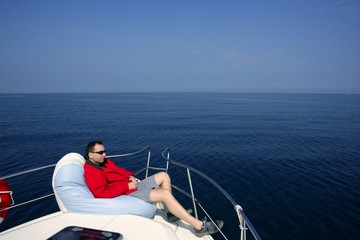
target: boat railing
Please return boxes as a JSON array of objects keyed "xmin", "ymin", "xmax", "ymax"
[
  {"xmin": 1, "ymin": 146, "xmax": 261, "ymax": 240},
  {"xmin": 110, "ymin": 147, "xmax": 261, "ymax": 240},
  {"xmin": 157, "ymin": 148, "xmax": 261, "ymax": 240},
  {"xmin": 0, "ymin": 164, "xmax": 57, "ymax": 213}
]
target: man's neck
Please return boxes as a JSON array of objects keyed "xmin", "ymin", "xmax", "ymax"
[{"xmin": 85, "ymin": 159, "xmax": 105, "ymax": 169}]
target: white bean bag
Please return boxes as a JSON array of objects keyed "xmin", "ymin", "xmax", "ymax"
[{"xmin": 52, "ymin": 153, "xmax": 156, "ymax": 218}]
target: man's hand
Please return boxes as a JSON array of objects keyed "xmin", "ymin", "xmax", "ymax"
[{"xmin": 128, "ymin": 176, "xmax": 138, "ymax": 190}]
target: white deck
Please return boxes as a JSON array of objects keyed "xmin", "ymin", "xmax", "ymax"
[{"xmin": 0, "ymin": 210, "xmax": 213, "ymax": 240}]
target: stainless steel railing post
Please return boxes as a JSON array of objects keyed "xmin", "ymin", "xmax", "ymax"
[
  {"xmin": 165, "ymin": 149, "xmax": 170, "ymax": 173},
  {"xmin": 145, "ymin": 147, "xmax": 151, "ymax": 178},
  {"xmin": 186, "ymin": 168, "xmax": 198, "ymax": 219}
]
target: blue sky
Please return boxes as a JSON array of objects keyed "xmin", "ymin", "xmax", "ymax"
[{"xmin": 0, "ymin": 0, "xmax": 359, "ymax": 93}]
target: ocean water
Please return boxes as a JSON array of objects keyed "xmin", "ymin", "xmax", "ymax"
[{"xmin": 0, "ymin": 93, "xmax": 359, "ymax": 239}]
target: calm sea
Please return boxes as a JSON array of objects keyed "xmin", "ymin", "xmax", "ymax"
[{"xmin": 0, "ymin": 93, "xmax": 359, "ymax": 239}]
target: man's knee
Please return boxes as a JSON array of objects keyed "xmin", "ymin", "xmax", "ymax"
[
  {"xmin": 156, "ymin": 172, "xmax": 171, "ymax": 184},
  {"xmin": 161, "ymin": 172, "xmax": 171, "ymax": 181}
]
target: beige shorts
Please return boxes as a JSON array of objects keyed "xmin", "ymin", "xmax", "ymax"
[{"xmin": 129, "ymin": 175, "xmax": 159, "ymax": 202}]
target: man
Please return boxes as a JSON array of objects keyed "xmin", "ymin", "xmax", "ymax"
[{"xmin": 84, "ymin": 140, "xmax": 223, "ymax": 237}]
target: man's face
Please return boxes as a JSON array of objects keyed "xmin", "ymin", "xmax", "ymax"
[{"xmin": 88, "ymin": 143, "xmax": 106, "ymax": 165}]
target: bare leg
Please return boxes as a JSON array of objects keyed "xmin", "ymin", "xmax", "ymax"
[
  {"xmin": 153, "ymin": 172, "xmax": 172, "ymax": 192},
  {"xmin": 153, "ymin": 172, "xmax": 173, "ymax": 213},
  {"xmin": 150, "ymin": 188, "xmax": 203, "ymax": 230}
]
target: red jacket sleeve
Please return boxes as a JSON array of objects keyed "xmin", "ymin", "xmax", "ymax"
[{"xmin": 84, "ymin": 160, "xmax": 135, "ymax": 198}]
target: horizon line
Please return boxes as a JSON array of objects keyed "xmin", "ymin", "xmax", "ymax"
[{"xmin": 0, "ymin": 91, "xmax": 358, "ymax": 95}]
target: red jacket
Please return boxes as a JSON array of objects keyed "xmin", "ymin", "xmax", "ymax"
[{"xmin": 84, "ymin": 158, "xmax": 136, "ymax": 198}]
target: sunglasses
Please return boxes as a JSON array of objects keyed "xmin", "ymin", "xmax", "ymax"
[{"xmin": 92, "ymin": 150, "xmax": 106, "ymax": 155}]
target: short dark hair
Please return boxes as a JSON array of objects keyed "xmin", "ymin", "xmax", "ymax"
[{"xmin": 85, "ymin": 140, "xmax": 103, "ymax": 159}]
